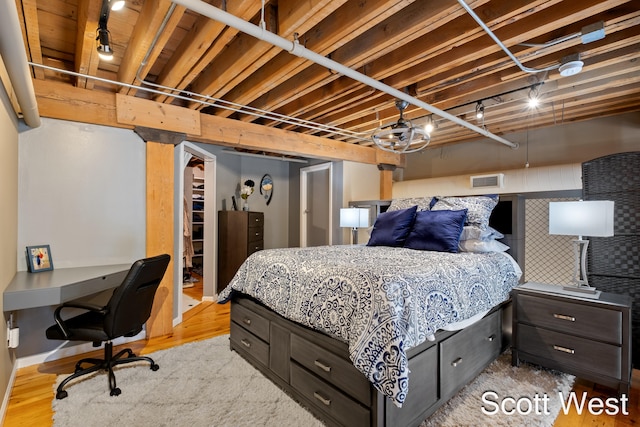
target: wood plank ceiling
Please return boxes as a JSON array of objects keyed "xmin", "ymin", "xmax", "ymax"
[{"xmin": 14, "ymin": 0, "xmax": 640, "ymax": 163}]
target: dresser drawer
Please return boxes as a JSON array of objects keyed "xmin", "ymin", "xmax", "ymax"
[
  {"xmin": 247, "ymin": 226, "xmax": 264, "ymax": 245},
  {"xmin": 517, "ymin": 324, "xmax": 621, "ymax": 379},
  {"xmin": 516, "ymin": 294, "xmax": 621, "ymax": 344},
  {"xmin": 230, "ymin": 321, "xmax": 269, "ymax": 367},
  {"xmin": 290, "ymin": 362, "xmax": 370, "ymax": 427},
  {"xmin": 440, "ymin": 311, "xmax": 501, "ymax": 398},
  {"xmin": 247, "ymin": 239, "xmax": 264, "ymax": 255},
  {"xmin": 248, "ymin": 212, "xmax": 264, "ymax": 227},
  {"xmin": 290, "ymin": 334, "xmax": 370, "ymax": 405},
  {"xmin": 231, "ymin": 302, "xmax": 270, "ymax": 342}
]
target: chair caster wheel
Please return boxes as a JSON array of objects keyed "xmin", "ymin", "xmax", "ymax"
[
  {"xmin": 110, "ymin": 387, "xmax": 121, "ymax": 396},
  {"xmin": 56, "ymin": 390, "xmax": 68, "ymax": 400},
  {"xmin": 151, "ymin": 364, "xmax": 159, "ymax": 371}
]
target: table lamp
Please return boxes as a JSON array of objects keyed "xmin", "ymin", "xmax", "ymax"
[
  {"xmin": 340, "ymin": 208, "xmax": 370, "ymax": 245},
  {"xmin": 549, "ymin": 200, "xmax": 614, "ymax": 293}
]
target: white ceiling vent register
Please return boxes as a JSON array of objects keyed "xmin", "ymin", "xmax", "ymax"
[{"xmin": 470, "ymin": 173, "xmax": 505, "ymax": 189}]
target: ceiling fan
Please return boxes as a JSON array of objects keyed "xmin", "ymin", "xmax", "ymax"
[{"xmin": 371, "ymin": 100, "xmax": 431, "ymax": 153}]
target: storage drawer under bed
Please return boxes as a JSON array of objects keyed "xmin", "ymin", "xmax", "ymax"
[
  {"xmin": 440, "ymin": 310, "xmax": 501, "ymax": 398},
  {"xmin": 230, "ymin": 321, "xmax": 269, "ymax": 367}
]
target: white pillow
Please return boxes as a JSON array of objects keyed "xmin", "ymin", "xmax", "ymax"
[
  {"xmin": 460, "ymin": 225, "xmax": 504, "ymax": 241},
  {"xmin": 459, "ymin": 239, "xmax": 509, "ymax": 253}
]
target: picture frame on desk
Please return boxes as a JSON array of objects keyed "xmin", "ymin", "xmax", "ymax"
[{"xmin": 26, "ymin": 245, "xmax": 54, "ymax": 273}]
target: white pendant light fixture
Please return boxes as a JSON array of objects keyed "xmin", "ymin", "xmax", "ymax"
[{"xmin": 372, "ymin": 100, "xmax": 430, "ymax": 153}]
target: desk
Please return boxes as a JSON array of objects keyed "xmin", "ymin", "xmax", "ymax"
[{"xmin": 3, "ymin": 264, "xmax": 130, "ymax": 311}]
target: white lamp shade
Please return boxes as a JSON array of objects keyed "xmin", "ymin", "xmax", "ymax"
[
  {"xmin": 340, "ymin": 208, "xmax": 370, "ymax": 228},
  {"xmin": 549, "ymin": 200, "xmax": 614, "ymax": 237}
]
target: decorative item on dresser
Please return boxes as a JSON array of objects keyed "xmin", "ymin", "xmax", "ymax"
[
  {"xmin": 512, "ymin": 282, "xmax": 632, "ymax": 395},
  {"xmin": 217, "ymin": 211, "xmax": 264, "ymax": 294},
  {"xmin": 582, "ymin": 151, "xmax": 640, "ymax": 366}
]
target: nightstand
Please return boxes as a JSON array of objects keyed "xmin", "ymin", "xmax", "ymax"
[{"xmin": 512, "ymin": 282, "xmax": 632, "ymax": 395}]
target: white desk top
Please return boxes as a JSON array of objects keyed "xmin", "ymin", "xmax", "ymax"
[{"xmin": 4, "ymin": 264, "xmax": 130, "ymax": 311}]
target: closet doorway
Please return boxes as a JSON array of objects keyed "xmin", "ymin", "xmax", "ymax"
[{"xmin": 177, "ymin": 143, "xmax": 216, "ymax": 319}]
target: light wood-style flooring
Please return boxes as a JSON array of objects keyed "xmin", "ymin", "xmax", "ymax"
[{"xmin": 3, "ymin": 296, "xmax": 638, "ymax": 426}]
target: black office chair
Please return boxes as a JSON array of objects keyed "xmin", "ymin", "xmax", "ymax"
[{"xmin": 46, "ymin": 254, "xmax": 171, "ymax": 399}]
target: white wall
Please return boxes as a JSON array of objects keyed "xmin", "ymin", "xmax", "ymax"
[
  {"xmin": 194, "ymin": 144, "xmax": 291, "ymax": 250},
  {"xmin": 13, "ymin": 118, "xmax": 147, "ymax": 358},
  {"xmin": 393, "ymin": 164, "xmax": 582, "ymax": 198},
  {"xmin": 0, "ymin": 75, "xmax": 19, "ymax": 421},
  {"xmin": 402, "ymin": 111, "xmax": 640, "ymax": 181},
  {"xmin": 18, "ymin": 118, "xmax": 146, "ymax": 269}
]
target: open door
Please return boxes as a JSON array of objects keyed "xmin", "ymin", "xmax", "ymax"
[
  {"xmin": 174, "ymin": 142, "xmax": 216, "ymax": 324},
  {"xmin": 300, "ymin": 163, "xmax": 332, "ymax": 247}
]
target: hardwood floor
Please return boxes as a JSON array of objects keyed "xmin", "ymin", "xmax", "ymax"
[{"xmin": 3, "ymin": 299, "xmax": 638, "ymax": 426}]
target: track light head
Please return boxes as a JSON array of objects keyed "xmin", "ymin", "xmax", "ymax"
[
  {"xmin": 475, "ymin": 102, "xmax": 484, "ymax": 119},
  {"xmin": 96, "ymin": 27, "xmax": 113, "ymax": 61},
  {"xmin": 109, "ymin": 0, "xmax": 125, "ymax": 11}
]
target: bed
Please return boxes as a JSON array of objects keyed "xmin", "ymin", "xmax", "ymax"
[{"xmin": 218, "ymin": 194, "xmax": 524, "ymax": 427}]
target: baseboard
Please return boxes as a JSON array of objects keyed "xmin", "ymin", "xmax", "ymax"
[
  {"xmin": 15, "ymin": 330, "xmax": 146, "ymax": 369},
  {"xmin": 0, "ymin": 361, "xmax": 18, "ymax": 426}
]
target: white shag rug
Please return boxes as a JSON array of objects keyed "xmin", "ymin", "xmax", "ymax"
[
  {"xmin": 53, "ymin": 336, "xmax": 574, "ymax": 427},
  {"xmin": 422, "ymin": 351, "xmax": 575, "ymax": 427}
]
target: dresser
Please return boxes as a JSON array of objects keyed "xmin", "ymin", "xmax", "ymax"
[
  {"xmin": 512, "ymin": 283, "xmax": 632, "ymax": 395},
  {"xmin": 217, "ymin": 211, "xmax": 264, "ymax": 294}
]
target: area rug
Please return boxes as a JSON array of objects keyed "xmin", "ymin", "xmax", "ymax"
[{"xmin": 53, "ymin": 335, "xmax": 574, "ymax": 427}]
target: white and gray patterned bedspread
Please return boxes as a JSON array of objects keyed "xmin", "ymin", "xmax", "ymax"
[{"xmin": 218, "ymin": 245, "xmax": 521, "ymax": 407}]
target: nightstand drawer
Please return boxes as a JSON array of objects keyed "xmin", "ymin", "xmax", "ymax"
[
  {"xmin": 516, "ymin": 294, "xmax": 621, "ymax": 344},
  {"xmin": 517, "ymin": 324, "xmax": 621, "ymax": 379},
  {"xmin": 231, "ymin": 302, "xmax": 270, "ymax": 342}
]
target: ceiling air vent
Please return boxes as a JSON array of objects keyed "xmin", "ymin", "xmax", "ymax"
[{"xmin": 470, "ymin": 173, "xmax": 504, "ymax": 189}]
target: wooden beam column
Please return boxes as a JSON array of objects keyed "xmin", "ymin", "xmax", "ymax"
[
  {"xmin": 136, "ymin": 127, "xmax": 185, "ymax": 338},
  {"xmin": 378, "ymin": 163, "xmax": 395, "ymax": 200}
]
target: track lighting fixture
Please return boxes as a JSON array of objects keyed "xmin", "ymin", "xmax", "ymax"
[
  {"xmin": 475, "ymin": 101, "xmax": 484, "ymax": 119},
  {"xmin": 424, "ymin": 115, "xmax": 434, "ymax": 134},
  {"xmin": 96, "ymin": 26, "xmax": 113, "ymax": 61},
  {"xmin": 109, "ymin": 0, "xmax": 125, "ymax": 11},
  {"xmin": 528, "ymin": 85, "xmax": 540, "ymax": 108},
  {"xmin": 96, "ymin": 0, "xmax": 124, "ymax": 61}
]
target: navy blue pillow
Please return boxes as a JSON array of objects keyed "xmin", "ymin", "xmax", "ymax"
[
  {"xmin": 404, "ymin": 209, "xmax": 467, "ymax": 252},
  {"xmin": 367, "ymin": 206, "xmax": 417, "ymax": 247}
]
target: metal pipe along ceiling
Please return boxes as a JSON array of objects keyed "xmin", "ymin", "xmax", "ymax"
[
  {"xmin": 171, "ymin": 0, "xmax": 518, "ymax": 149},
  {"xmin": 1, "ymin": 0, "xmax": 41, "ymax": 128}
]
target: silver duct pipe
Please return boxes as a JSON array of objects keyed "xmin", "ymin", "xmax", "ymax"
[
  {"xmin": 171, "ymin": 0, "xmax": 518, "ymax": 149},
  {"xmin": 0, "ymin": 0, "xmax": 41, "ymax": 127},
  {"xmin": 457, "ymin": 0, "xmax": 559, "ymax": 74}
]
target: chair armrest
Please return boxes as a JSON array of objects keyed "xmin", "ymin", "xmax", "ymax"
[{"xmin": 53, "ymin": 302, "xmax": 108, "ymax": 339}]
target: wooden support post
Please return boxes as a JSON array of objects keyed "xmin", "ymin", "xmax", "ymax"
[
  {"xmin": 378, "ymin": 163, "xmax": 395, "ymax": 200},
  {"xmin": 136, "ymin": 127, "xmax": 185, "ymax": 338}
]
